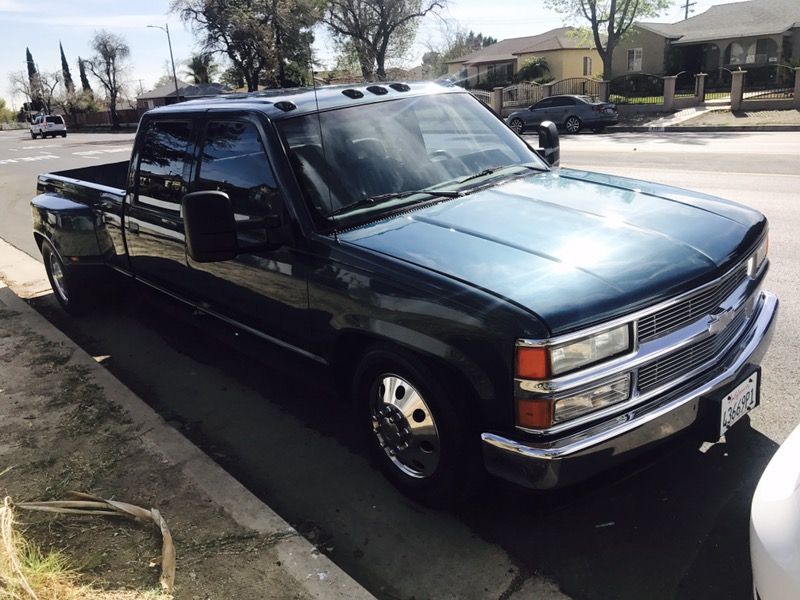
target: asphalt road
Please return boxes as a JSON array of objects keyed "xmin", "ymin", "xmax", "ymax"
[{"xmin": 2, "ymin": 128, "xmax": 799, "ymax": 600}]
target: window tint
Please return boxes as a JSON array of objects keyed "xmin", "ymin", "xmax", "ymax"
[
  {"xmin": 196, "ymin": 120, "xmax": 280, "ymax": 241},
  {"xmin": 137, "ymin": 120, "xmax": 193, "ymax": 213},
  {"xmin": 534, "ymin": 98, "xmax": 553, "ymax": 109},
  {"xmin": 45, "ymin": 116, "xmax": 63, "ymax": 124},
  {"xmin": 552, "ymin": 97, "xmax": 574, "ymax": 107}
]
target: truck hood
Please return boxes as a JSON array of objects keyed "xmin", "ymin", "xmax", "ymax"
[{"xmin": 338, "ymin": 169, "xmax": 766, "ymax": 334}]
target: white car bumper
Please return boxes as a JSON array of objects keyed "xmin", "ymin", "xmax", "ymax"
[{"xmin": 750, "ymin": 422, "xmax": 800, "ymax": 599}]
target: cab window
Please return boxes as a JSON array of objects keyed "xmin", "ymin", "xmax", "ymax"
[
  {"xmin": 195, "ymin": 120, "xmax": 280, "ymax": 243},
  {"xmin": 135, "ymin": 120, "xmax": 193, "ymax": 214}
]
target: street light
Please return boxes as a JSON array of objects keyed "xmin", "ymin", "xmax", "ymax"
[{"xmin": 147, "ymin": 23, "xmax": 180, "ymax": 103}]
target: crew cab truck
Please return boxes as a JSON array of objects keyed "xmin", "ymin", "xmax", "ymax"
[{"xmin": 31, "ymin": 82, "xmax": 778, "ymax": 504}]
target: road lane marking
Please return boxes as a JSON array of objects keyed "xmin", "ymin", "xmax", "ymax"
[
  {"xmin": 72, "ymin": 148, "xmax": 131, "ymax": 156},
  {"xmin": 0, "ymin": 154, "xmax": 59, "ymax": 165}
]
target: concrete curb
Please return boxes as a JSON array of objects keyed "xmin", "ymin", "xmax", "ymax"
[
  {"xmin": 0, "ymin": 238, "xmax": 375, "ymax": 600},
  {"xmin": 608, "ymin": 124, "xmax": 800, "ymax": 133}
]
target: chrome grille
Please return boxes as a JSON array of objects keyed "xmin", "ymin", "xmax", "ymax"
[
  {"xmin": 637, "ymin": 265, "xmax": 748, "ymax": 343},
  {"xmin": 637, "ymin": 308, "xmax": 747, "ymax": 392}
]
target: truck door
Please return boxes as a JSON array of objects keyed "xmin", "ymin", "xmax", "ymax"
[
  {"xmin": 183, "ymin": 116, "xmax": 310, "ymax": 352},
  {"xmin": 125, "ymin": 117, "xmax": 196, "ymax": 299}
]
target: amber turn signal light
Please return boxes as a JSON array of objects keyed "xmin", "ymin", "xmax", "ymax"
[
  {"xmin": 516, "ymin": 397, "xmax": 554, "ymax": 429},
  {"xmin": 516, "ymin": 346, "xmax": 550, "ymax": 379}
]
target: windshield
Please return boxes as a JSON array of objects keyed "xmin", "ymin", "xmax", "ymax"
[{"xmin": 278, "ymin": 92, "xmax": 547, "ymax": 224}]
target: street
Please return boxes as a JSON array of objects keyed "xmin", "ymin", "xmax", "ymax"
[{"xmin": 1, "ymin": 128, "xmax": 799, "ymax": 600}]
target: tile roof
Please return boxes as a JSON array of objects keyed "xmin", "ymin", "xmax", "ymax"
[
  {"xmin": 639, "ymin": 0, "xmax": 800, "ymax": 45},
  {"xmin": 446, "ymin": 27, "xmax": 594, "ymax": 65},
  {"xmin": 137, "ymin": 81, "xmax": 231, "ymax": 100}
]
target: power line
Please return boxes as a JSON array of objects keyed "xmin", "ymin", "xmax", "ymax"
[{"xmin": 680, "ymin": 0, "xmax": 697, "ymax": 19}]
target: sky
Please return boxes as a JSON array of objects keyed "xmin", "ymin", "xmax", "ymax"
[{"xmin": 0, "ymin": 0, "xmax": 744, "ymax": 107}]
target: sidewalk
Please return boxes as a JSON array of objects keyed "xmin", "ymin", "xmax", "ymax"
[
  {"xmin": 611, "ymin": 108, "xmax": 800, "ymax": 132},
  {"xmin": 0, "ymin": 238, "xmax": 374, "ymax": 599}
]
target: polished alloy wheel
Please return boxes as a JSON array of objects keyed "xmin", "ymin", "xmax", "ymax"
[
  {"xmin": 509, "ymin": 118, "xmax": 524, "ymax": 134},
  {"xmin": 48, "ymin": 252, "xmax": 68, "ymax": 303},
  {"xmin": 565, "ymin": 116, "xmax": 581, "ymax": 134},
  {"xmin": 370, "ymin": 374, "xmax": 440, "ymax": 478}
]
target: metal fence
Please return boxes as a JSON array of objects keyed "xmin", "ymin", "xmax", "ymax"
[
  {"xmin": 609, "ymin": 74, "xmax": 665, "ymax": 104},
  {"xmin": 743, "ymin": 65, "xmax": 795, "ymax": 101},
  {"xmin": 549, "ymin": 77, "xmax": 600, "ymax": 98},
  {"xmin": 501, "ymin": 82, "xmax": 543, "ymax": 108},
  {"xmin": 674, "ymin": 72, "xmax": 698, "ymax": 99},
  {"xmin": 704, "ymin": 69, "xmax": 732, "ymax": 102},
  {"xmin": 469, "ymin": 89, "xmax": 492, "ymax": 106}
]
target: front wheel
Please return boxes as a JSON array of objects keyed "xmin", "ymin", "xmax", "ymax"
[
  {"xmin": 41, "ymin": 240, "xmax": 92, "ymax": 315},
  {"xmin": 508, "ymin": 118, "xmax": 524, "ymax": 134},
  {"xmin": 355, "ymin": 345, "xmax": 477, "ymax": 506},
  {"xmin": 564, "ymin": 116, "xmax": 583, "ymax": 134}
]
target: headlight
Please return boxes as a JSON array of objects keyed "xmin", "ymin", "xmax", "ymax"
[
  {"xmin": 747, "ymin": 235, "xmax": 768, "ymax": 278},
  {"xmin": 516, "ymin": 374, "xmax": 631, "ymax": 429},
  {"xmin": 553, "ymin": 375, "xmax": 631, "ymax": 422},
  {"xmin": 517, "ymin": 324, "xmax": 632, "ymax": 380}
]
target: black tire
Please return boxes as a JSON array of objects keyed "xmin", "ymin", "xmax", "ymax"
[
  {"xmin": 354, "ymin": 344, "xmax": 479, "ymax": 506},
  {"xmin": 61, "ymin": 132, "xmax": 67, "ymax": 138},
  {"xmin": 41, "ymin": 240, "xmax": 92, "ymax": 315},
  {"xmin": 30, "ymin": 131, "xmax": 36, "ymax": 139},
  {"xmin": 509, "ymin": 118, "xmax": 524, "ymax": 135},
  {"xmin": 564, "ymin": 116, "xmax": 583, "ymax": 134}
]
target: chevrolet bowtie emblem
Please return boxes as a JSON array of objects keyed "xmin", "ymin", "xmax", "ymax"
[{"xmin": 708, "ymin": 307, "xmax": 737, "ymax": 336}]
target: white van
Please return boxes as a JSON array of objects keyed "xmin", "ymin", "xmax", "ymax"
[{"xmin": 30, "ymin": 115, "xmax": 67, "ymax": 139}]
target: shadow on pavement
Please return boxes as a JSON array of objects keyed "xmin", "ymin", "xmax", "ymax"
[{"xmin": 27, "ymin": 287, "xmax": 779, "ymax": 600}]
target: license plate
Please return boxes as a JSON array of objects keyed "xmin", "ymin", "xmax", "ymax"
[{"xmin": 720, "ymin": 371, "xmax": 759, "ymax": 437}]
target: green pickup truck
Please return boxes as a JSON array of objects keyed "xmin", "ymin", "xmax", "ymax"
[{"xmin": 31, "ymin": 82, "xmax": 778, "ymax": 504}]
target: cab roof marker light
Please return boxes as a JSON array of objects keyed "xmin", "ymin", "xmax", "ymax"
[
  {"xmin": 273, "ymin": 101, "xmax": 297, "ymax": 112},
  {"xmin": 389, "ymin": 83, "xmax": 411, "ymax": 92},
  {"xmin": 341, "ymin": 89, "xmax": 364, "ymax": 99},
  {"xmin": 366, "ymin": 85, "xmax": 389, "ymax": 96}
]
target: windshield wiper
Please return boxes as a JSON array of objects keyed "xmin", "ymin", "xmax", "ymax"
[
  {"xmin": 331, "ymin": 187, "xmax": 462, "ymax": 217},
  {"xmin": 456, "ymin": 163, "xmax": 545, "ymax": 186}
]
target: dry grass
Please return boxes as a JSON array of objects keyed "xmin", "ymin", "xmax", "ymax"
[{"xmin": 0, "ymin": 498, "xmax": 169, "ymax": 600}]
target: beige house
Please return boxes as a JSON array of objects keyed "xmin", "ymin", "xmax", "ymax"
[
  {"xmin": 446, "ymin": 27, "xmax": 602, "ymax": 86},
  {"xmin": 613, "ymin": 0, "xmax": 800, "ymax": 78}
]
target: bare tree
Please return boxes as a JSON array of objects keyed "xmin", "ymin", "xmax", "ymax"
[
  {"xmin": 86, "ymin": 30, "xmax": 130, "ymax": 128},
  {"xmin": 545, "ymin": 0, "xmax": 671, "ymax": 79},
  {"xmin": 8, "ymin": 70, "xmax": 38, "ymax": 119},
  {"xmin": 323, "ymin": 0, "xmax": 446, "ymax": 81},
  {"xmin": 39, "ymin": 72, "xmax": 61, "ymax": 114}
]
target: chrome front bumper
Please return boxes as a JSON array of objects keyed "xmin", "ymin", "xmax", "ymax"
[{"xmin": 481, "ymin": 291, "xmax": 779, "ymax": 490}]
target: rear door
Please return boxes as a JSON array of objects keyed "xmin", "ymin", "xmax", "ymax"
[
  {"xmin": 125, "ymin": 117, "xmax": 196, "ymax": 298},
  {"xmin": 527, "ymin": 98, "xmax": 554, "ymax": 125}
]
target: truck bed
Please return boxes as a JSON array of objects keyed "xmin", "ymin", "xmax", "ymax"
[{"xmin": 45, "ymin": 160, "xmax": 129, "ymax": 191}]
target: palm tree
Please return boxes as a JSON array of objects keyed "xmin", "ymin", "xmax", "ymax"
[{"xmin": 183, "ymin": 54, "xmax": 218, "ymax": 84}]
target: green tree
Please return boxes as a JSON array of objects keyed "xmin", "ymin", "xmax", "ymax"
[
  {"xmin": 184, "ymin": 53, "xmax": 219, "ymax": 83},
  {"xmin": 173, "ymin": 0, "xmax": 322, "ymax": 91},
  {"xmin": 323, "ymin": 0, "xmax": 446, "ymax": 81},
  {"xmin": 0, "ymin": 98, "xmax": 16, "ymax": 124},
  {"xmin": 78, "ymin": 57, "xmax": 93, "ymax": 93},
  {"xmin": 514, "ymin": 56, "xmax": 549, "ymax": 82},
  {"xmin": 60, "ymin": 42, "xmax": 75, "ymax": 94},
  {"xmin": 544, "ymin": 0, "xmax": 671, "ymax": 79},
  {"xmin": 85, "ymin": 30, "xmax": 130, "ymax": 128}
]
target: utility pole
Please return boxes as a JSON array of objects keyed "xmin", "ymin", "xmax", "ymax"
[
  {"xmin": 147, "ymin": 23, "xmax": 180, "ymax": 103},
  {"xmin": 680, "ymin": 0, "xmax": 696, "ymax": 20}
]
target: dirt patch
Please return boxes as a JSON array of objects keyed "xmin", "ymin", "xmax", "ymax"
[
  {"xmin": 677, "ymin": 108, "xmax": 800, "ymax": 127},
  {"xmin": 0, "ymin": 304, "xmax": 310, "ymax": 599}
]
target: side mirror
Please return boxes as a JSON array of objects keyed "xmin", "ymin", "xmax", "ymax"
[
  {"xmin": 537, "ymin": 121, "xmax": 560, "ymax": 168},
  {"xmin": 182, "ymin": 191, "xmax": 237, "ymax": 263}
]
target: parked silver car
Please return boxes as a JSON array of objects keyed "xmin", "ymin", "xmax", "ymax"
[{"xmin": 506, "ymin": 95, "xmax": 618, "ymax": 135}]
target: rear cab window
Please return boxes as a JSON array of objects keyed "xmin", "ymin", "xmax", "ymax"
[{"xmin": 45, "ymin": 116, "xmax": 64, "ymax": 124}]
